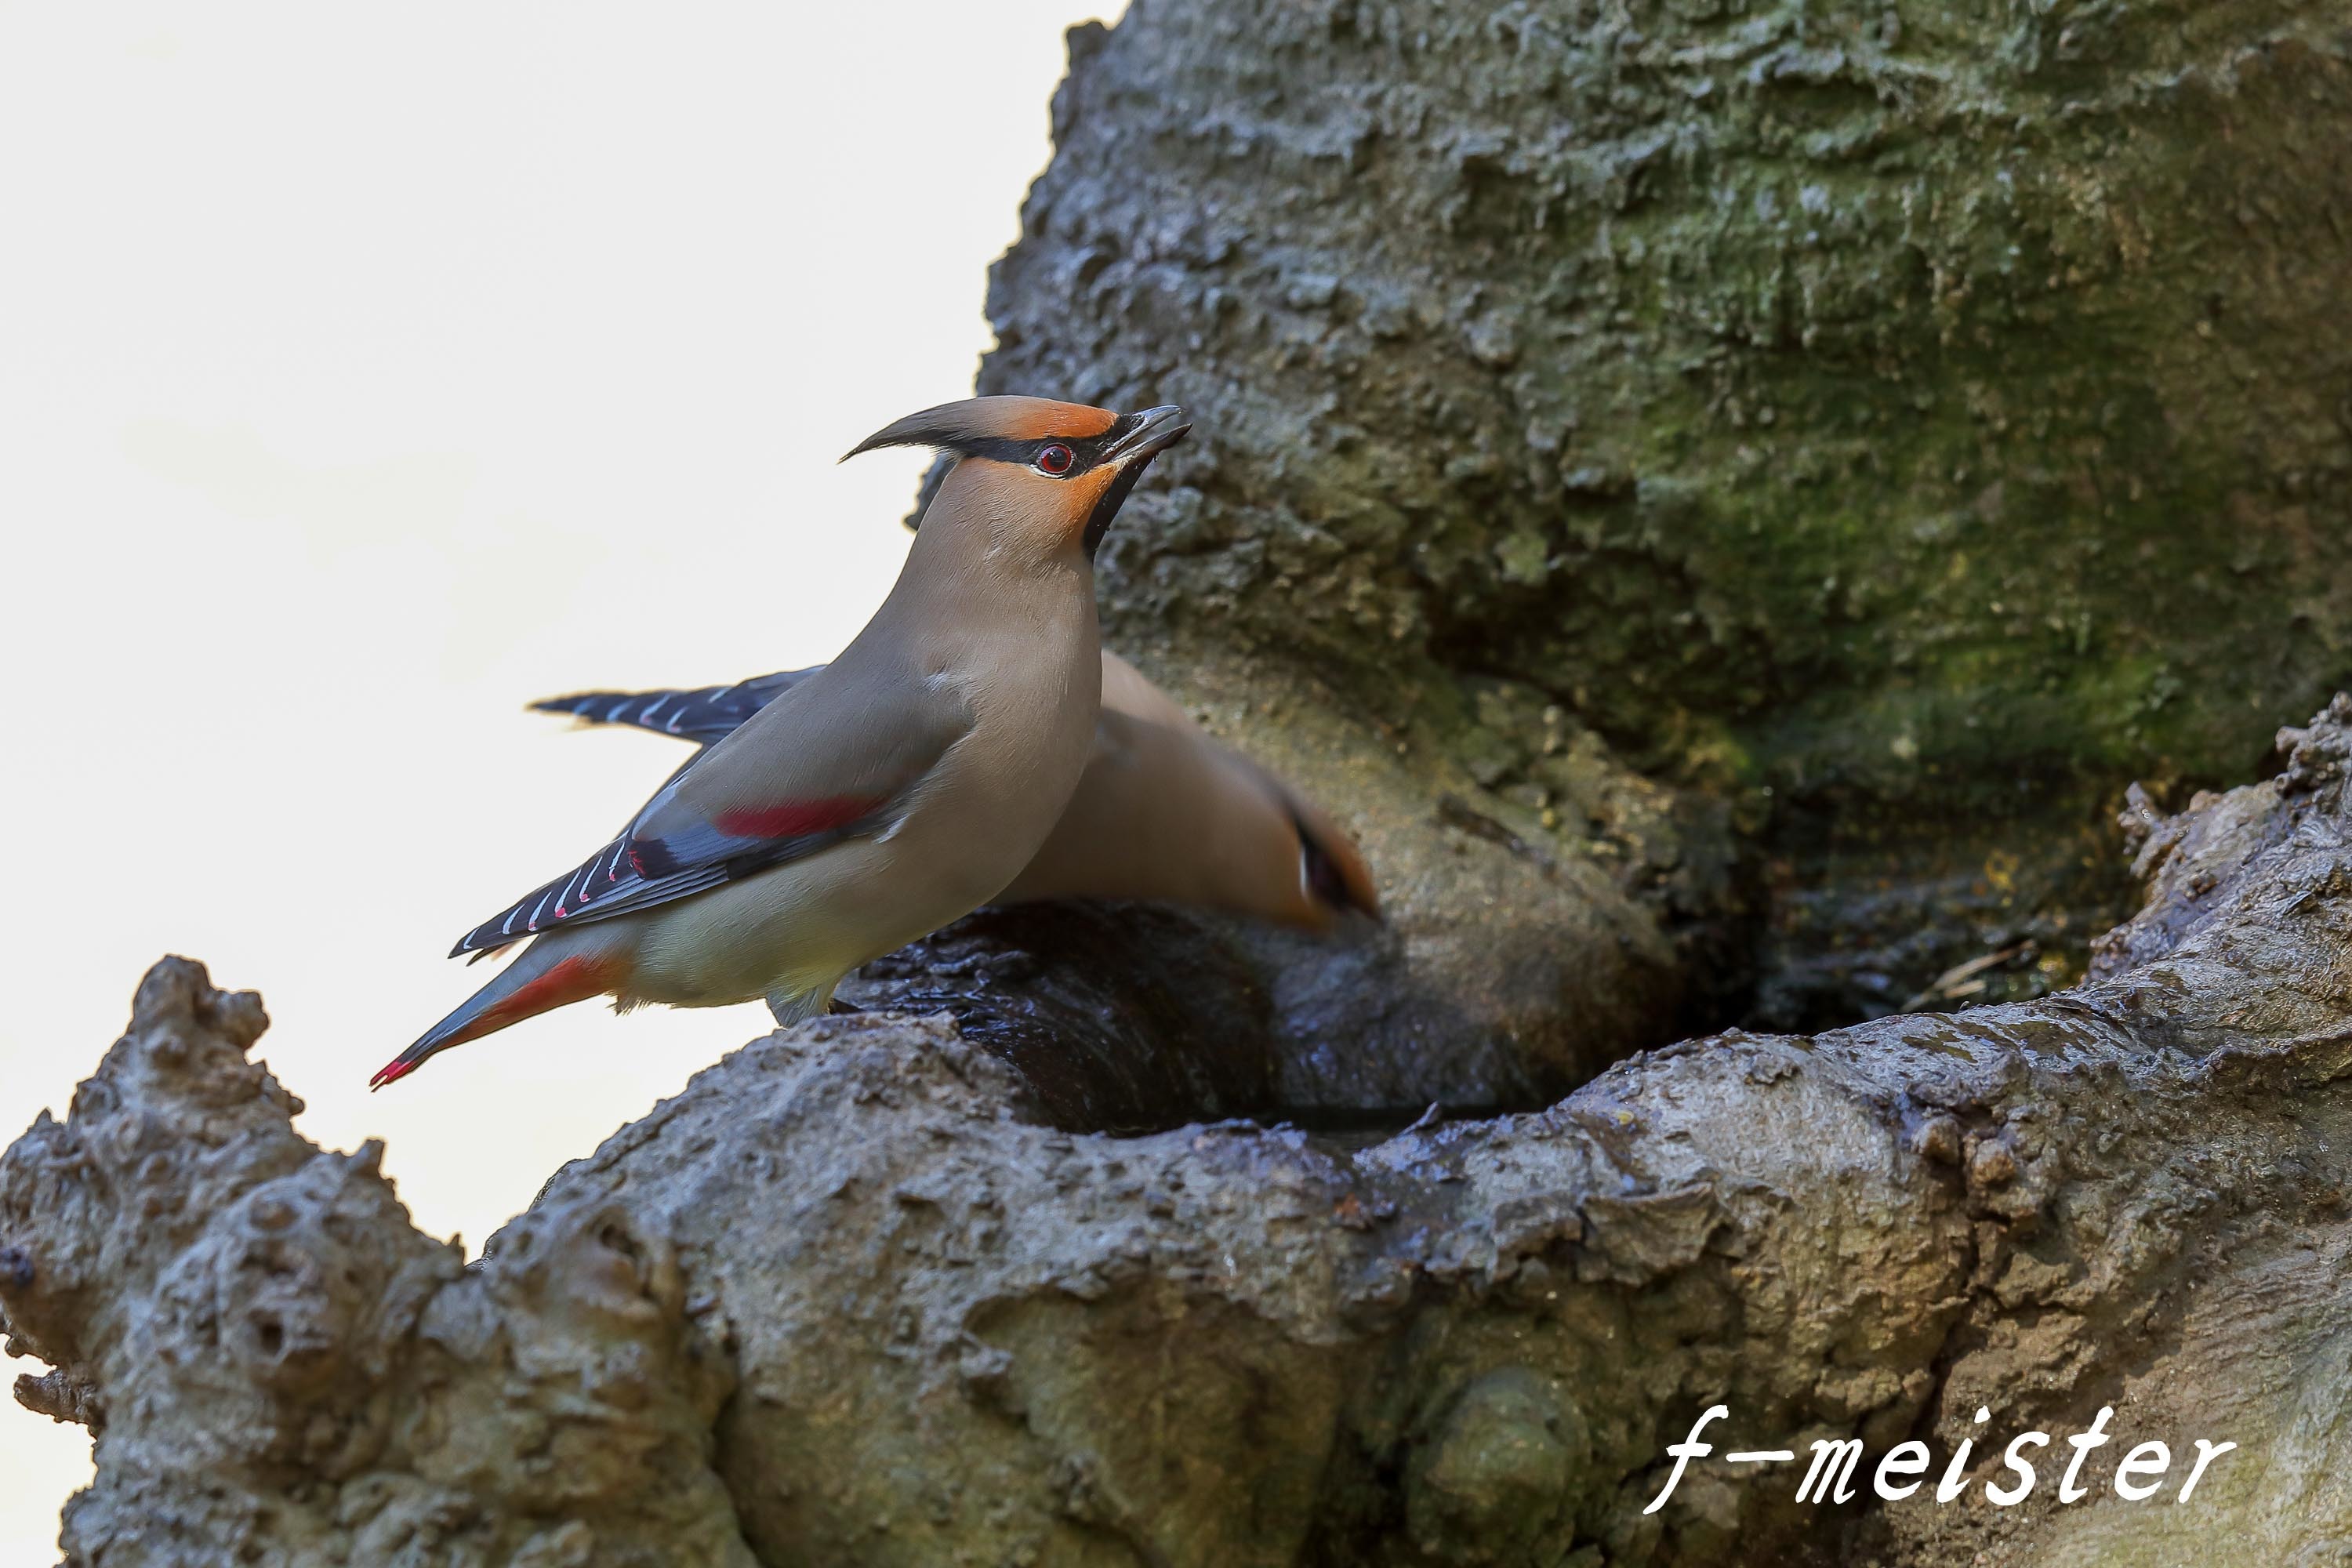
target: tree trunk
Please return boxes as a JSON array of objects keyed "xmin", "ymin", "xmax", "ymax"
[
  {"xmin": 978, "ymin": 0, "xmax": 2352, "ymax": 1075},
  {"xmin": 10, "ymin": 0, "xmax": 2352, "ymax": 1561}
]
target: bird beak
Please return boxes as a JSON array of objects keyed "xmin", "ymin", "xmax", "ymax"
[{"xmin": 1101, "ymin": 405, "xmax": 1191, "ymax": 465}]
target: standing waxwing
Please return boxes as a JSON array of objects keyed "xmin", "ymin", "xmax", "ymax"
[
  {"xmin": 530, "ymin": 652, "xmax": 1381, "ymax": 931},
  {"xmin": 375, "ymin": 396, "xmax": 1190, "ymax": 1087}
]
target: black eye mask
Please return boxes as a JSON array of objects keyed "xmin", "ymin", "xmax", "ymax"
[{"xmin": 938, "ymin": 410, "xmax": 1149, "ymax": 475}]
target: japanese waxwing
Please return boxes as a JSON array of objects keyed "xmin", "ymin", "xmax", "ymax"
[{"xmin": 376, "ymin": 397, "xmax": 1189, "ymax": 1087}]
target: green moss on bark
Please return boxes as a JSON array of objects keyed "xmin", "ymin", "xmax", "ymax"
[{"xmin": 984, "ymin": 0, "xmax": 2352, "ymax": 1025}]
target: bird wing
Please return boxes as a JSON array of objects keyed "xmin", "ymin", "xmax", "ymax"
[
  {"xmin": 530, "ymin": 669, "xmax": 815, "ymax": 746},
  {"xmin": 451, "ymin": 662, "xmax": 974, "ymax": 957}
]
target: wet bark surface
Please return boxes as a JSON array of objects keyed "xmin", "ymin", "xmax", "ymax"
[{"xmin": 838, "ymin": 902, "xmax": 1287, "ymax": 1131}]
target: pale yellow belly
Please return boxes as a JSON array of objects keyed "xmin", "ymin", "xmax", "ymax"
[
  {"xmin": 620, "ymin": 772, "xmax": 1071, "ymax": 1010},
  {"xmin": 613, "ymin": 617, "xmax": 1100, "ymax": 1014}
]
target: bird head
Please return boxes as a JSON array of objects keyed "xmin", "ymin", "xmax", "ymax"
[{"xmin": 845, "ymin": 395, "xmax": 1190, "ymax": 561}]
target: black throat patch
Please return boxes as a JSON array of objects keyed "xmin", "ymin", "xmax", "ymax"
[{"xmin": 1081, "ymin": 459, "xmax": 1150, "ymax": 559}]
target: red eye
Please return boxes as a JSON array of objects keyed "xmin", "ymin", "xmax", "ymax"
[{"xmin": 1036, "ymin": 443, "xmax": 1076, "ymax": 476}]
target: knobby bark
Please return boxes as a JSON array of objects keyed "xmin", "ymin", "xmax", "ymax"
[{"xmin": 8, "ymin": 697, "xmax": 2352, "ymax": 1565}]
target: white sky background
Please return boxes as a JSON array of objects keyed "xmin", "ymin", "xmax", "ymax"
[{"xmin": 0, "ymin": 2, "xmax": 1123, "ymax": 1552}]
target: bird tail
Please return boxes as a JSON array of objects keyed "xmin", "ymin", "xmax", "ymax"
[
  {"xmin": 373, "ymin": 931, "xmax": 630, "ymax": 1090},
  {"xmin": 526, "ymin": 669, "xmax": 810, "ymax": 746}
]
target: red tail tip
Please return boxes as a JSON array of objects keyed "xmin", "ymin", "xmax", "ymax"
[{"xmin": 369, "ymin": 1058, "xmax": 419, "ymax": 1091}]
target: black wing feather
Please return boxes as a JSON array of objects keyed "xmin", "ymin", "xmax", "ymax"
[{"xmin": 455, "ymin": 666, "xmax": 971, "ymax": 958}]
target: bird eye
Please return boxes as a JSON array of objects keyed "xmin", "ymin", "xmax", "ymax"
[{"xmin": 1035, "ymin": 443, "xmax": 1076, "ymax": 477}]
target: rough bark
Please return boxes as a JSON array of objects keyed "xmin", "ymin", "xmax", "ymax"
[
  {"xmin": 10, "ymin": 698, "xmax": 2352, "ymax": 1566},
  {"xmin": 970, "ymin": 0, "xmax": 2352, "ymax": 1084},
  {"xmin": 0, "ymin": 963, "xmax": 752, "ymax": 1566},
  {"xmin": 11, "ymin": 2, "xmax": 2352, "ymax": 1560}
]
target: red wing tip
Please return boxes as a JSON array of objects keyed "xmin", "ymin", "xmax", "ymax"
[{"xmin": 369, "ymin": 1058, "xmax": 418, "ymax": 1091}]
